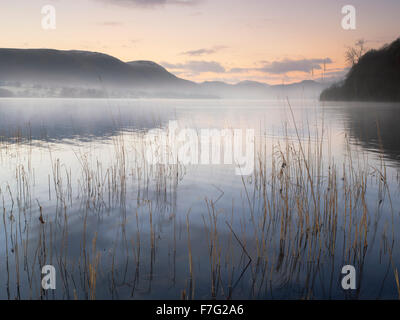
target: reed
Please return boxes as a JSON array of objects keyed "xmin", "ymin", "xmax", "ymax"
[{"xmin": 0, "ymin": 110, "xmax": 398, "ymax": 300}]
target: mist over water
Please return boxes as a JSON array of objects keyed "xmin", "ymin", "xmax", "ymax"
[{"xmin": 0, "ymin": 98, "xmax": 399, "ymax": 299}]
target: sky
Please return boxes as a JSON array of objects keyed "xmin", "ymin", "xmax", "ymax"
[{"xmin": 0, "ymin": 0, "xmax": 399, "ymax": 84}]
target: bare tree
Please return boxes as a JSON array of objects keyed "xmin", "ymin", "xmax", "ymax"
[{"xmin": 345, "ymin": 39, "xmax": 367, "ymax": 66}]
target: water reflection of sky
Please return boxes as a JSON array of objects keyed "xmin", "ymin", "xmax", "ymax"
[{"xmin": 0, "ymin": 98, "xmax": 399, "ymax": 299}]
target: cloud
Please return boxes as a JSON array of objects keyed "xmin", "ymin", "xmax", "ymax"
[
  {"xmin": 258, "ymin": 58, "xmax": 333, "ymax": 74},
  {"xmin": 181, "ymin": 46, "xmax": 227, "ymax": 56},
  {"xmin": 315, "ymin": 67, "xmax": 349, "ymax": 82},
  {"xmin": 161, "ymin": 61, "xmax": 226, "ymax": 74},
  {"xmin": 228, "ymin": 67, "xmax": 253, "ymax": 73},
  {"xmin": 160, "ymin": 57, "xmax": 333, "ymax": 78},
  {"xmin": 98, "ymin": 21, "xmax": 124, "ymax": 26},
  {"xmin": 227, "ymin": 58, "xmax": 333, "ymax": 75},
  {"xmin": 95, "ymin": 0, "xmax": 200, "ymax": 7}
]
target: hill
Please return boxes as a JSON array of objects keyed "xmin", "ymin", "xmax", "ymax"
[
  {"xmin": 0, "ymin": 48, "xmax": 327, "ymax": 99},
  {"xmin": 0, "ymin": 87, "xmax": 13, "ymax": 97},
  {"xmin": 0, "ymin": 49, "xmax": 193, "ymax": 90},
  {"xmin": 320, "ymin": 38, "xmax": 400, "ymax": 102}
]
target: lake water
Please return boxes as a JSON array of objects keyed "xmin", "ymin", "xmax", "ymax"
[{"xmin": 0, "ymin": 98, "xmax": 399, "ymax": 300}]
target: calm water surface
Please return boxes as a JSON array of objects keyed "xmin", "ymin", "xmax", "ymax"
[{"xmin": 0, "ymin": 98, "xmax": 399, "ymax": 300}]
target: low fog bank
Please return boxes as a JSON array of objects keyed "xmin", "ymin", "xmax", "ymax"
[{"xmin": 0, "ymin": 80, "xmax": 328, "ymax": 100}]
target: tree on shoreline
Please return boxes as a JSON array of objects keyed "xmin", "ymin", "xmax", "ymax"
[
  {"xmin": 345, "ymin": 39, "xmax": 367, "ymax": 66},
  {"xmin": 320, "ymin": 38, "xmax": 400, "ymax": 102}
]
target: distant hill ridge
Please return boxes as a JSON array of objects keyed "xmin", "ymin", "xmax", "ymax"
[{"xmin": 0, "ymin": 48, "xmax": 327, "ymax": 98}]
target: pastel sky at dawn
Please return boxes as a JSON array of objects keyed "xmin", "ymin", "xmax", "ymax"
[{"xmin": 1, "ymin": 0, "xmax": 399, "ymax": 84}]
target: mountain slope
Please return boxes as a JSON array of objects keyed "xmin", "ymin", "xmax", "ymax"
[
  {"xmin": 0, "ymin": 87, "xmax": 13, "ymax": 97},
  {"xmin": 0, "ymin": 49, "xmax": 194, "ymax": 90},
  {"xmin": 320, "ymin": 38, "xmax": 400, "ymax": 102}
]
